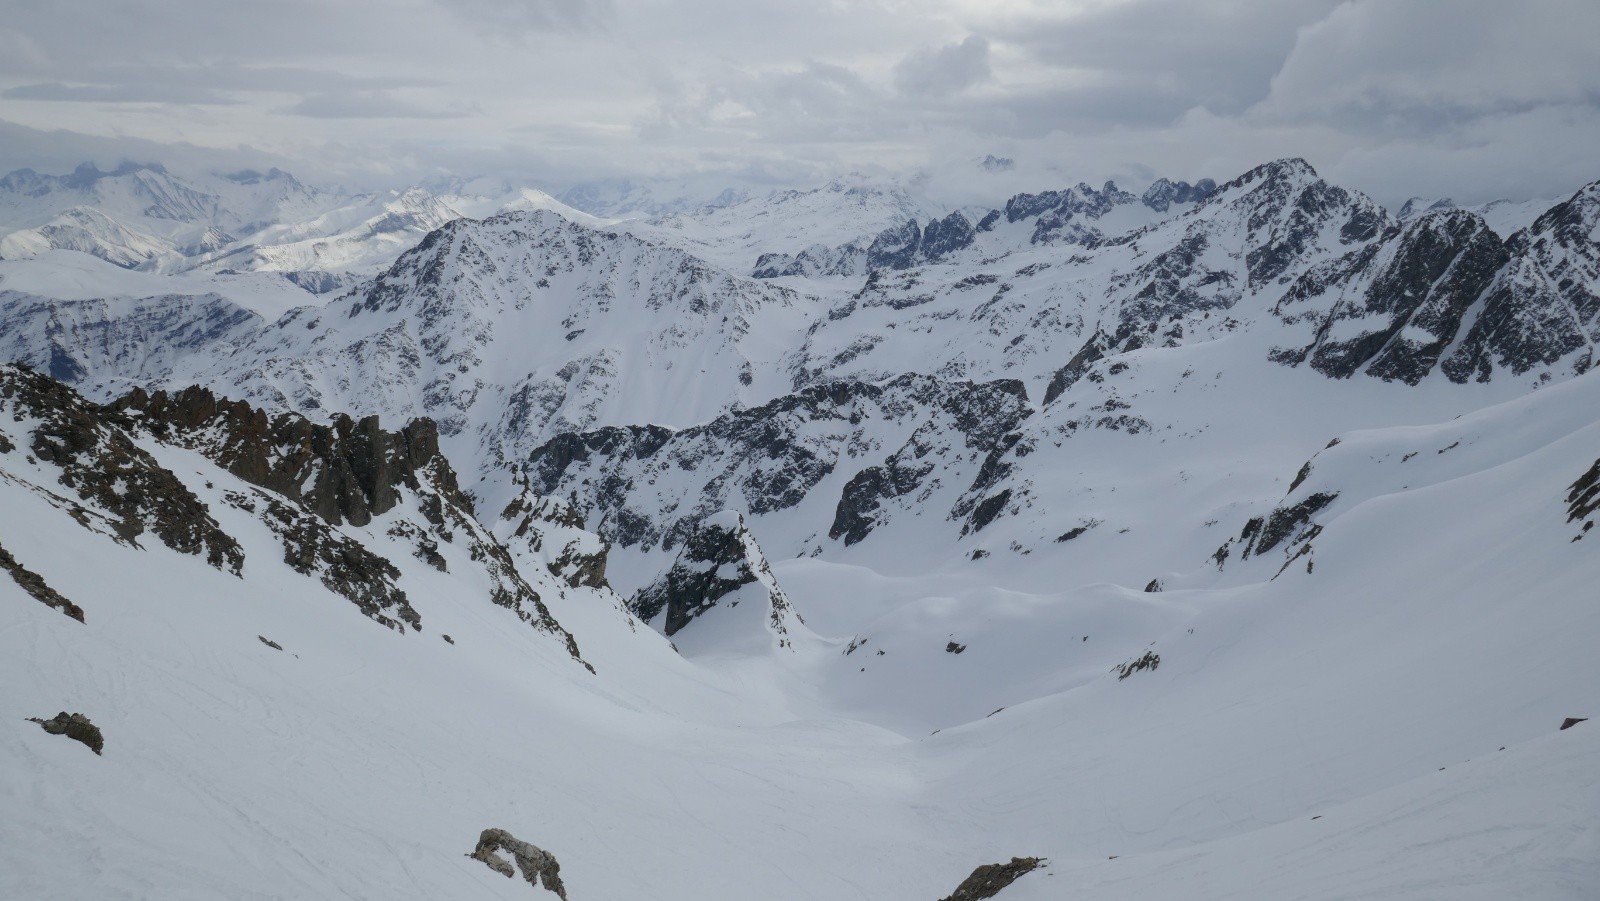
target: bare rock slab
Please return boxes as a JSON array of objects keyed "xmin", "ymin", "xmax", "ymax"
[
  {"xmin": 468, "ymin": 828, "xmax": 568, "ymax": 900},
  {"xmin": 27, "ymin": 711, "xmax": 104, "ymax": 755},
  {"xmin": 939, "ymin": 857, "xmax": 1044, "ymax": 901}
]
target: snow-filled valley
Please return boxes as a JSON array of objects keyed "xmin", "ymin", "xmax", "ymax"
[{"xmin": 2, "ymin": 157, "xmax": 1598, "ymax": 901}]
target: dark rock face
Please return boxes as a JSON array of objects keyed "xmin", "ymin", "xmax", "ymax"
[
  {"xmin": 831, "ymin": 458, "xmax": 931, "ymax": 547},
  {"xmin": 862, "ymin": 212, "xmax": 977, "ymax": 272},
  {"xmin": 937, "ymin": 857, "xmax": 1044, "ymax": 901},
  {"xmin": 866, "ymin": 219, "xmax": 925, "ymax": 271},
  {"xmin": 501, "ymin": 489, "xmax": 611, "ymax": 590},
  {"xmin": 1274, "ymin": 179, "xmax": 1600, "ymax": 384},
  {"xmin": 118, "ymin": 384, "xmax": 470, "ymax": 528},
  {"xmin": 0, "ymin": 540, "xmax": 84, "ymax": 622},
  {"xmin": 526, "ymin": 375, "xmax": 1032, "ymax": 554},
  {"xmin": 241, "ymin": 490, "xmax": 422, "ymax": 633},
  {"xmin": 1115, "ymin": 650, "xmax": 1160, "ymax": 680},
  {"xmin": 1441, "ymin": 182, "xmax": 1600, "ymax": 382},
  {"xmin": 1, "ymin": 366, "xmax": 244, "ymax": 575},
  {"xmin": 1000, "ymin": 181, "xmax": 1142, "ymax": 245},
  {"xmin": 752, "ymin": 241, "xmax": 866, "ymax": 279},
  {"xmin": 467, "ymin": 828, "xmax": 568, "ymax": 900},
  {"xmin": 1561, "ymin": 717, "xmax": 1588, "ymax": 730},
  {"xmin": 1198, "ymin": 159, "xmax": 1390, "ymax": 291},
  {"xmin": 0, "ymin": 290, "xmax": 261, "ymax": 389},
  {"xmin": 1108, "ymin": 232, "xmax": 1238, "ymax": 340},
  {"xmin": 1240, "ymin": 491, "xmax": 1339, "ymax": 560},
  {"xmin": 1141, "ymin": 177, "xmax": 1217, "ymax": 212},
  {"xmin": 1042, "ymin": 330, "xmax": 1113, "ymax": 406},
  {"xmin": 27, "ymin": 712, "xmax": 104, "ymax": 755},
  {"xmin": 631, "ymin": 511, "xmax": 801, "ymax": 643},
  {"xmin": 921, "ymin": 211, "xmax": 977, "ymax": 262},
  {"xmin": 1275, "ymin": 210, "xmax": 1509, "ymax": 384},
  {"xmin": 1569, "ymin": 457, "xmax": 1600, "ymax": 523}
]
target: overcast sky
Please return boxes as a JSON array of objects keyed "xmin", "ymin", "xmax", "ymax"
[{"xmin": 0, "ymin": 0, "xmax": 1596, "ymax": 205}]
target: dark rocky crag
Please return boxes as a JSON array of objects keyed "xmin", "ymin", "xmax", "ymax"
[
  {"xmin": 525, "ymin": 374, "xmax": 1032, "ymax": 554},
  {"xmin": 631, "ymin": 511, "xmax": 802, "ymax": 644},
  {"xmin": 27, "ymin": 711, "xmax": 104, "ymax": 755},
  {"xmin": 0, "ymin": 365, "xmax": 244, "ymax": 575},
  {"xmin": 1274, "ymin": 179, "xmax": 1600, "ymax": 384},
  {"xmin": 117, "ymin": 384, "xmax": 471, "ymax": 528},
  {"xmin": 0, "ymin": 540, "xmax": 85, "ymax": 622},
  {"xmin": 937, "ymin": 857, "xmax": 1044, "ymax": 901},
  {"xmin": 500, "ymin": 487, "xmax": 610, "ymax": 590}
]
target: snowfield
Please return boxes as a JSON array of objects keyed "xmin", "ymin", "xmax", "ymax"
[{"xmin": 2, "ymin": 157, "xmax": 1598, "ymax": 900}]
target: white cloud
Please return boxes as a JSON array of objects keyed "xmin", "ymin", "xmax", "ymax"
[{"xmin": 0, "ymin": 0, "xmax": 1591, "ymax": 204}]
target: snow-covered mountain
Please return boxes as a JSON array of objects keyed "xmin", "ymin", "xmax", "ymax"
[
  {"xmin": 0, "ymin": 163, "xmax": 605, "ymax": 297},
  {"xmin": 627, "ymin": 174, "xmax": 946, "ymax": 275},
  {"xmin": 3, "ymin": 157, "xmax": 1599, "ymax": 901},
  {"xmin": 0, "ymin": 163, "xmax": 347, "ymax": 268}
]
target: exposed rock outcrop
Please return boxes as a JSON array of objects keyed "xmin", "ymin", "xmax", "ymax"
[
  {"xmin": 1569, "ymin": 457, "xmax": 1600, "ymax": 523},
  {"xmin": 238, "ymin": 490, "xmax": 422, "ymax": 633},
  {"xmin": 1273, "ymin": 179, "xmax": 1600, "ymax": 384},
  {"xmin": 937, "ymin": 857, "xmax": 1044, "ymax": 901},
  {"xmin": 467, "ymin": 828, "xmax": 568, "ymax": 900},
  {"xmin": 526, "ymin": 374, "xmax": 1032, "ymax": 555},
  {"xmin": 27, "ymin": 711, "xmax": 104, "ymax": 755},
  {"xmin": 0, "ymin": 540, "xmax": 84, "ymax": 622},
  {"xmin": 631, "ymin": 511, "xmax": 803, "ymax": 645},
  {"xmin": 1273, "ymin": 210, "xmax": 1508, "ymax": 384},
  {"xmin": 0, "ymin": 365, "xmax": 244, "ymax": 575},
  {"xmin": 500, "ymin": 485, "xmax": 610, "ymax": 590},
  {"xmin": 118, "ymin": 384, "xmax": 471, "ymax": 528},
  {"xmin": 1115, "ymin": 650, "xmax": 1161, "ymax": 680}
]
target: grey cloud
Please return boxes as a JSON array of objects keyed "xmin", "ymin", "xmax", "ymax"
[
  {"xmin": 288, "ymin": 92, "xmax": 476, "ymax": 120},
  {"xmin": 435, "ymin": 0, "xmax": 612, "ymax": 34},
  {"xmin": 998, "ymin": 0, "xmax": 1344, "ymax": 117},
  {"xmin": 894, "ymin": 36, "xmax": 990, "ymax": 98},
  {"xmin": 0, "ymin": 0, "xmax": 1590, "ymax": 210},
  {"xmin": 642, "ymin": 61, "xmax": 885, "ymax": 144},
  {"xmin": 87, "ymin": 64, "xmax": 437, "ymax": 94},
  {"xmin": 3, "ymin": 82, "xmax": 238, "ymax": 105},
  {"xmin": 1253, "ymin": 0, "xmax": 1600, "ymax": 131}
]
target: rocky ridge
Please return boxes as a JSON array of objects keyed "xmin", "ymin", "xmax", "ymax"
[{"xmin": 631, "ymin": 510, "xmax": 804, "ymax": 646}]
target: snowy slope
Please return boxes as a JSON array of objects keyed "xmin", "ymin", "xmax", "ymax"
[
  {"xmin": 628, "ymin": 175, "xmax": 946, "ymax": 274},
  {"xmin": 4, "ymin": 357, "xmax": 1598, "ymax": 901},
  {"xmin": 2, "ymin": 156, "xmax": 1599, "ymax": 901}
]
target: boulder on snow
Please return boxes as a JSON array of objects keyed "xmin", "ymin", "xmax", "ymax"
[
  {"xmin": 0, "ymin": 540, "xmax": 84, "ymax": 622},
  {"xmin": 26, "ymin": 711, "xmax": 104, "ymax": 755},
  {"xmin": 467, "ymin": 828, "xmax": 568, "ymax": 900},
  {"xmin": 937, "ymin": 856, "xmax": 1044, "ymax": 901},
  {"xmin": 1560, "ymin": 717, "xmax": 1587, "ymax": 731}
]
